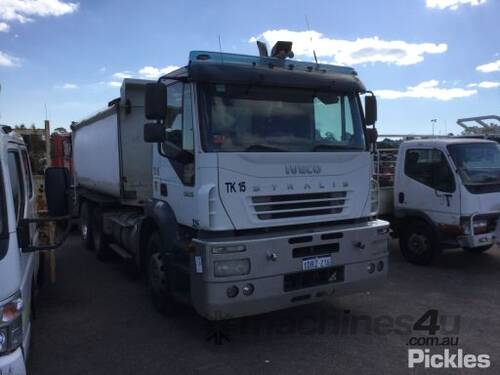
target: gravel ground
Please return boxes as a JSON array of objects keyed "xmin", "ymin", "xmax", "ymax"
[{"xmin": 29, "ymin": 234, "xmax": 500, "ymax": 375}]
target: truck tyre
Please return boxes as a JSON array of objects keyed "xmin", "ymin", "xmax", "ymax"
[
  {"xmin": 92, "ymin": 207, "xmax": 112, "ymax": 261},
  {"xmin": 80, "ymin": 202, "xmax": 95, "ymax": 250},
  {"xmin": 400, "ymin": 221, "xmax": 437, "ymax": 265},
  {"xmin": 464, "ymin": 245, "xmax": 493, "ymax": 254},
  {"xmin": 146, "ymin": 232, "xmax": 176, "ymax": 314}
]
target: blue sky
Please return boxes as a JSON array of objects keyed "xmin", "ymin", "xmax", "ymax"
[{"xmin": 0, "ymin": 0, "xmax": 499, "ymax": 135}]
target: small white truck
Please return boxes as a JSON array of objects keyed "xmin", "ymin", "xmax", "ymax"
[
  {"xmin": 377, "ymin": 137, "xmax": 500, "ymax": 265},
  {"xmin": 71, "ymin": 42, "xmax": 390, "ymax": 320},
  {"xmin": 0, "ymin": 126, "xmax": 69, "ymax": 375}
]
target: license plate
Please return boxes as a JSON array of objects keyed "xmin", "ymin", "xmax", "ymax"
[{"xmin": 302, "ymin": 255, "xmax": 332, "ymax": 271}]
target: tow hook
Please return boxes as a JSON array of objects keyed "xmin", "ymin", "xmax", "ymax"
[
  {"xmin": 267, "ymin": 251, "xmax": 278, "ymax": 261},
  {"xmin": 354, "ymin": 241, "xmax": 366, "ymax": 250}
]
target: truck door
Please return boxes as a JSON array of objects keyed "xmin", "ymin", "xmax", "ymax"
[
  {"xmin": 7, "ymin": 147, "xmax": 35, "ymax": 344},
  {"xmin": 153, "ymin": 82, "xmax": 196, "ymax": 226},
  {"xmin": 397, "ymin": 147, "xmax": 460, "ymax": 229}
]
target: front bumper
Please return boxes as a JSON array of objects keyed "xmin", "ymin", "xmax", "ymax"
[
  {"xmin": 191, "ymin": 219, "xmax": 390, "ymax": 320},
  {"xmin": 0, "ymin": 348, "xmax": 26, "ymax": 375},
  {"xmin": 457, "ymin": 232, "xmax": 498, "ymax": 248},
  {"xmin": 458, "ymin": 212, "xmax": 500, "ymax": 248}
]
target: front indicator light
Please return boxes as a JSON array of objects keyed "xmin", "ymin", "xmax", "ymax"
[
  {"xmin": 214, "ymin": 259, "xmax": 251, "ymax": 277},
  {"xmin": 212, "ymin": 245, "xmax": 246, "ymax": 254},
  {"xmin": 0, "ymin": 330, "xmax": 7, "ymax": 353}
]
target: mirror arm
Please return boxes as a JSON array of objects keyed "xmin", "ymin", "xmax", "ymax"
[{"xmin": 21, "ymin": 216, "xmax": 72, "ymax": 253}]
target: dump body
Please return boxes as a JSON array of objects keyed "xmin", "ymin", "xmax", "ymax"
[{"xmin": 72, "ymin": 79, "xmax": 154, "ymax": 205}]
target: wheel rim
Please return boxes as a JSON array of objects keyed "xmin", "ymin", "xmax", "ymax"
[
  {"xmin": 81, "ymin": 223, "xmax": 88, "ymax": 240},
  {"xmin": 408, "ymin": 233, "xmax": 429, "ymax": 255},
  {"xmin": 149, "ymin": 252, "xmax": 168, "ymax": 296}
]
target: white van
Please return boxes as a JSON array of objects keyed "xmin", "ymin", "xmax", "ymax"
[
  {"xmin": 0, "ymin": 126, "xmax": 69, "ymax": 375},
  {"xmin": 0, "ymin": 127, "xmax": 38, "ymax": 374}
]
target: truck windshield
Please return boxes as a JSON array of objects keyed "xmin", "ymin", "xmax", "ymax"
[
  {"xmin": 448, "ymin": 143, "xmax": 500, "ymax": 185},
  {"xmin": 198, "ymin": 83, "xmax": 366, "ymax": 152}
]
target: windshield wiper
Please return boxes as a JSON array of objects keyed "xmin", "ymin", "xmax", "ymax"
[
  {"xmin": 312, "ymin": 144, "xmax": 363, "ymax": 152},
  {"xmin": 245, "ymin": 144, "xmax": 286, "ymax": 152}
]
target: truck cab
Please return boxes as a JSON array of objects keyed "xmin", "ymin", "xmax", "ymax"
[
  {"xmin": 0, "ymin": 127, "xmax": 37, "ymax": 375},
  {"xmin": 392, "ymin": 138, "xmax": 500, "ymax": 264}
]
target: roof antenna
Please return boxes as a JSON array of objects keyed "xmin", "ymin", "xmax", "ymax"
[
  {"xmin": 218, "ymin": 35, "xmax": 224, "ymax": 64},
  {"xmin": 305, "ymin": 15, "xmax": 319, "ymax": 65}
]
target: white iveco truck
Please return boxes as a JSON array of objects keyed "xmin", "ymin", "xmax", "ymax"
[
  {"xmin": 72, "ymin": 43, "xmax": 390, "ymax": 319},
  {"xmin": 377, "ymin": 137, "xmax": 500, "ymax": 265}
]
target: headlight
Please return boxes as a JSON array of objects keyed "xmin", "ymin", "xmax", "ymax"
[
  {"xmin": 461, "ymin": 216, "xmax": 499, "ymax": 235},
  {"xmin": 0, "ymin": 293, "xmax": 23, "ymax": 354},
  {"xmin": 214, "ymin": 259, "xmax": 250, "ymax": 277},
  {"xmin": 370, "ymin": 178, "xmax": 379, "ymax": 215},
  {"xmin": 473, "ymin": 219, "xmax": 489, "ymax": 234}
]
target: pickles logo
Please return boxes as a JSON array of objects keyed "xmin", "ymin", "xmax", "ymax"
[
  {"xmin": 408, "ymin": 349, "xmax": 490, "ymax": 369},
  {"xmin": 285, "ymin": 164, "xmax": 322, "ymax": 175}
]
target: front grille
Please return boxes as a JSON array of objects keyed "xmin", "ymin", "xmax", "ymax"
[
  {"xmin": 250, "ymin": 191, "xmax": 348, "ymax": 220},
  {"xmin": 283, "ymin": 266, "xmax": 344, "ymax": 292}
]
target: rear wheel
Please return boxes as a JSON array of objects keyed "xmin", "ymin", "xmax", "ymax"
[
  {"xmin": 400, "ymin": 221, "xmax": 437, "ymax": 265},
  {"xmin": 147, "ymin": 232, "xmax": 176, "ymax": 314},
  {"xmin": 464, "ymin": 245, "xmax": 493, "ymax": 254},
  {"xmin": 80, "ymin": 202, "xmax": 94, "ymax": 250}
]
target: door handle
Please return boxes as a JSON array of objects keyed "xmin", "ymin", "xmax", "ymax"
[{"xmin": 398, "ymin": 192, "xmax": 405, "ymax": 204}]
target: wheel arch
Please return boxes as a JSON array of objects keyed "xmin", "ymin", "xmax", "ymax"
[{"xmin": 139, "ymin": 199, "xmax": 179, "ymax": 271}]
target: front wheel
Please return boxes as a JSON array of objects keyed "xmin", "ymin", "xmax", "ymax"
[
  {"xmin": 464, "ymin": 245, "xmax": 493, "ymax": 254},
  {"xmin": 400, "ymin": 221, "xmax": 437, "ymax": 265},
  {"xmin": 146, "ymin": 233, "xmax": 176, "ymax": 314}
]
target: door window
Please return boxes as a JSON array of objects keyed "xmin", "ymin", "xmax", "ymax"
[
  {"xmin": 21, "ymin": 150, "xmax": 33, "ymax": 199},
  {"xmin": 7, "ymin": 151, "xmax": 26, "ymax": 224},
  {"xmin": 404, "ymin": 148, "xmax": 455, "ymax": 193},
  {"xmin": 161, "ymin": 82, "xmax": 195, "ymax": 186}
]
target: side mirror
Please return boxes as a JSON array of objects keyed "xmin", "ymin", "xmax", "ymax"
[
  {"xmin": 366, "ymin": 128, "xmax": 378, "ymax": 146},
  {"xmin": 145, "ymin": 83, "xmax": 167, "ymax": 120},
  {"xmin": 365, "ymin": 95, "xmax": 377, "ymax": 126},
  {"xmin": 45, "ymin": 167, "xmax": 69, "ymax": 216},
  {"xmin": 18, "ymin": 216, "xmax": 72, "ymax": 253},
  {"xmin": 144, "ymin": 123, "xmax": 166, "ymax": 143}
]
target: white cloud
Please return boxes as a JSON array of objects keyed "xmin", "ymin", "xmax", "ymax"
[
  {"xmin": 426, "ymin": 0, "xmax": 487, "ymax": 10},
  {"xmin": 0, "ymin": 21, "xmax": 9, "ymax": 32},
  {"xmin": 249, "ymin": 29, "xmax": 447, "ymax": 66},
  {"xmin": 112, "ymin": 71, "xmax": 133, "ymax": 80},
  {"xmin": 55, "ymin": 82, "xmax": 78, "ymax": 89},
  {"xmin": 104, "ymin": 65, "xmax": 180, "ymax": 88},
  {"xmin": 137, "ymin": 65, "xmax": 179, "ymax": 79},
  {"xmin": 107, "ymin": 81, "xmax": 121, "ymax": 88},
  {"xmin": 476, "ymin": 59, "xmax": 500, "ymax": 73},
  {"xmin": 0, "ymin": 50, "xmax": 20, "ymax": 67},
  {"xmin": 467, "ymin": 81, "xmax": 500, "ymax": 88},
  {"xmin": 375, "ymin": 80, "xmax": 477, "ymax": 101},
  {"xmin": 0, "ymin": 0, "xmax": 78, "ymax": 31}
]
